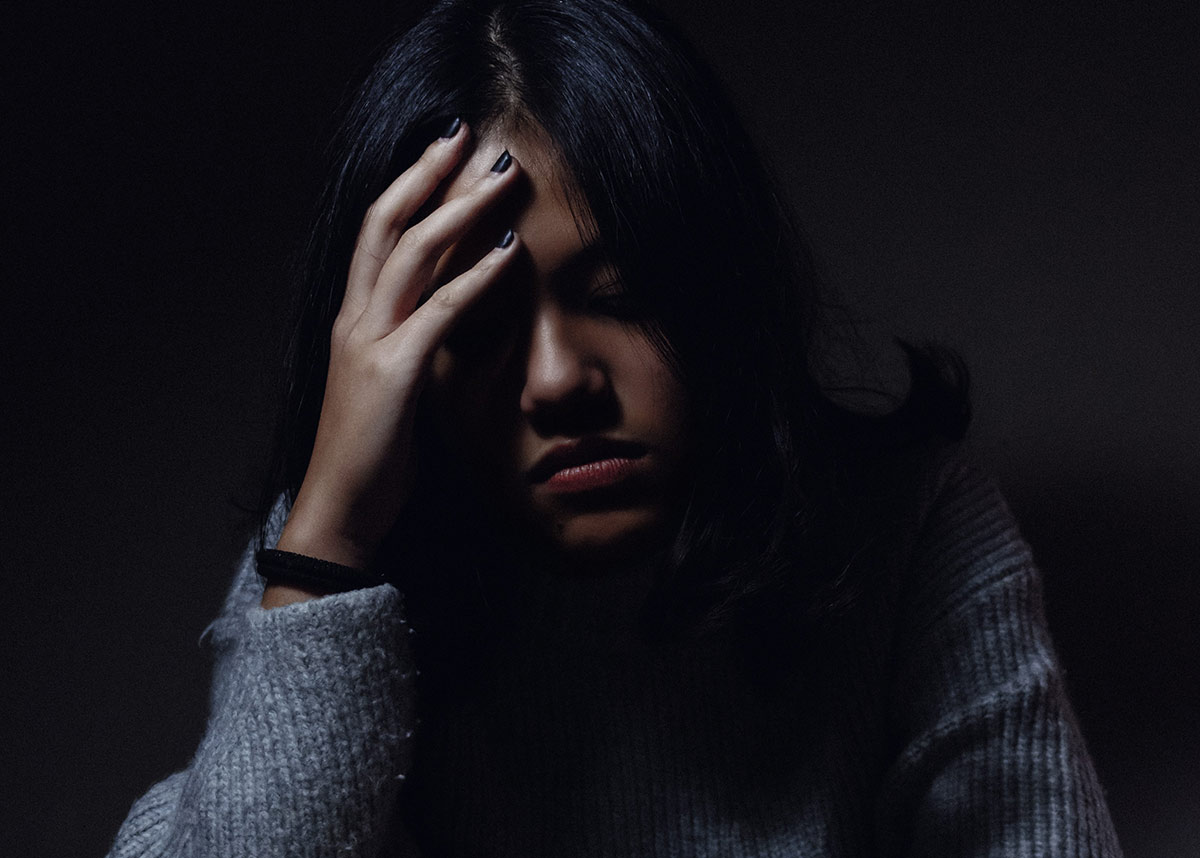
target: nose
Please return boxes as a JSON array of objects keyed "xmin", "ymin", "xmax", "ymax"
[{"xmin": 518, "ymin": 305, "xmax": 609, "ymax": 427}]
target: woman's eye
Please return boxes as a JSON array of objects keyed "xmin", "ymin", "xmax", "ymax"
[{"xmin": 586, "ymin": 284, "xmax": 644, "ymax": 320}]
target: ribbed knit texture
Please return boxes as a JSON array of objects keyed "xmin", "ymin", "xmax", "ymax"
[
  {"xmin": 108, "ymin": 500, "xmax": 417, "ymax": 857},
  {"xmin": 107, "ymin": 447, "xmax": 1123, "ymax": 857}
]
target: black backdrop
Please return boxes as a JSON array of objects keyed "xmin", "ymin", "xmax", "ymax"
[{"xmin": 4, "ymin": 2, "xmax": 1197, "ymax": 856}]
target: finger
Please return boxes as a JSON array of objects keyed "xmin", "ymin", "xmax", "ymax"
[
  {"xmin": 340, "ymin": 120, "xmax": 469, "ymax": 327},
  {"xmin": 382, "ymin": 231, "xmax": 520, "ymax": 369},
  {"xmin": 363, "ymin": 153, "xmax": 520, "ymax": 331}
]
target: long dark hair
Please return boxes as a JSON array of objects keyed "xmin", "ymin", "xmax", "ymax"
[{"xmin": 259, "ymin": 0, "xmax": 969, "ymax": 653}]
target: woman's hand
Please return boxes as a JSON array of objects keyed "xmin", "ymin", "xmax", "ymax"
[{"xmin": 266, "ymin": 123, "xmax": 520, "ymax": 604}]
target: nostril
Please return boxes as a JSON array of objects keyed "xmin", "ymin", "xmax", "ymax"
[
  {"xmin": 519, "ymin": 361, "xmax": 598, "ymax": 414},
  {"xmin": 517, "ymin": 303, "xmax": 618, "ymax": 433},
  {"xmin": 519, "ymin": 338, "xmax": 616, "ymax": 434},
  {"xmin": 522, "ymin": 378, "xmax": 621, "ymax": 439}
]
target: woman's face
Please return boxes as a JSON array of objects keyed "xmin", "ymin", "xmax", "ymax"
[{"xmin": 426, "ymin": 127, "xmax": 692, "ymax": 570}]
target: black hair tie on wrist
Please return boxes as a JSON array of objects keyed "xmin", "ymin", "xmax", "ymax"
[{"xmin": 255, "ymin": 548, "xmax": 385, "ymax": 594}]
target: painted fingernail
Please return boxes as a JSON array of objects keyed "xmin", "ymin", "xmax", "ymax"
[
  {"xmin": 496, "ymin": 228, "xmax": 515, "ymax": 249},
  {"xmin": 438, "ymin": 117, "xmax": 462, "ymax": 139},
  {"xmin": 490, "ymin": 150, "xmax": 512, "ymax": 173}
]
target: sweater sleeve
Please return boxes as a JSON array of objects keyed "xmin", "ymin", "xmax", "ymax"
[
  {"xmin": 106, "ymin": 499, "xmax": 420, "ymax": 858},
  {"xmin": 877, "ymin": 451, "xmax": 1123, "ymax": 857}
]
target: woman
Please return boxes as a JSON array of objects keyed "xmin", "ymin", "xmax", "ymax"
[{"xmin": 108, "ymin": 0, "xmax": 1122, "ymax": 855}]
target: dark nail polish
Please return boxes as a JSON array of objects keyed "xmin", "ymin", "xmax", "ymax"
[
  {"xmin": 490, "ymin": 150, "xmax": 512, "ymax": 173},
  {"xmin": 496, "ymin": 228, "xmax": 515, "ymax": 249},
  {"xmin": 438, "ymin": 117, "xmax": 462, "ymax": 139}
]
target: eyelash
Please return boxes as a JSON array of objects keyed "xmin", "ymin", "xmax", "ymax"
[{"xmin": 585, "ymin": 283, "xmax": 642, "ymax": 320}]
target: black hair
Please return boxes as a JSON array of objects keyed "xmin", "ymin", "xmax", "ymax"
[{"xmin": 259, "ymin": 0, "xmax": 969, "ymax": 665}]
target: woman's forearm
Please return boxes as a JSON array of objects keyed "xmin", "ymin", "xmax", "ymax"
[{"xmin": 108, "ymin": 540, "xmax": 419, "ymax": 857}]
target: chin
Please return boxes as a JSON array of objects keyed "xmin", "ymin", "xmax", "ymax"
[{"xmin": 545, "ymin": 507, "xmax": 674, "ymax": 571}]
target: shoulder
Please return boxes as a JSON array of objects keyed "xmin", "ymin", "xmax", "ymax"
[
  {"xmin": 831, "ymin": 431, "xmax": 1033, "ymax": 611},
  {"xmin": 871, "ymin": 450, "xmax": 1124, "ymax": 855},
  {"xmin": 881, "ymin": 441, "xmax": 1040, "ymax": 643}
]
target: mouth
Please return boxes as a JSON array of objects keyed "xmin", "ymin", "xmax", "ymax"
[{"xmin": 527, "ymin": 437, "xmax": 649, "ymax": 489}]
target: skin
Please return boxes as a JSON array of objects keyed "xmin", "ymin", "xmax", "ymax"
[{"xmin": 264, "ymin": 121, "xmax": 691, "ymax": 608}]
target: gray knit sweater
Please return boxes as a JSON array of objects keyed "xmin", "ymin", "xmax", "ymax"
[{"xmin": 108, "ymin": 449, "xmax": 1123, "ymax": 857}]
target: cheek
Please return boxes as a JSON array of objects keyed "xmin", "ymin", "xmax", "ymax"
[{"xmin": 621, "ymin": 338, "xmax": 689, "ymax": 431}]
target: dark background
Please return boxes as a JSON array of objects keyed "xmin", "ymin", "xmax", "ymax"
[{"xmin": 4, "ymin": 1, "xmax": 1197, "ymax": 855}]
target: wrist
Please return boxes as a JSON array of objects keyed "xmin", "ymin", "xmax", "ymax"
[
  {"xmin": 276, "ymin": 523, "xmax": 376, "ymax": 570},
  {"xmin": 257, "ymin": 547, "xmax": 384, "ymax": 594},
  {"xmin": 262, "ymin": 581, "xmax": 329, "ymax": 609},
  {"xmin": 278, "ymin": 492, "xmax": 383, "ymax": 570}
]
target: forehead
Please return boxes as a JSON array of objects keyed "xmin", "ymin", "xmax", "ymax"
[{"xmin": 439, "ymin": 124, "xmax": 598, "ymax": 271}]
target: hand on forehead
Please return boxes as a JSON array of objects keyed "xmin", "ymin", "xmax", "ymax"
[{"xmin": 430, "ymin": 125, "xmax": 597, "ymax": 293}]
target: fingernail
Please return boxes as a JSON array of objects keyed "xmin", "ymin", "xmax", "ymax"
[
  {"xmin": 438, "ymin": 117, "xmax": 462, "ymax": 139},
  {"xmin": 490, "ymin": 150, "xmax": 512, "ymax": 173},
  {"xmin": 496, "ymin": 228, "xmax": 515, "ymax": 249}
]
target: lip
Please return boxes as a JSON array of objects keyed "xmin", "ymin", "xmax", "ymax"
[{"xmin": 527, "ymin": 436, "xmax": 648, "ymax": 486}]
